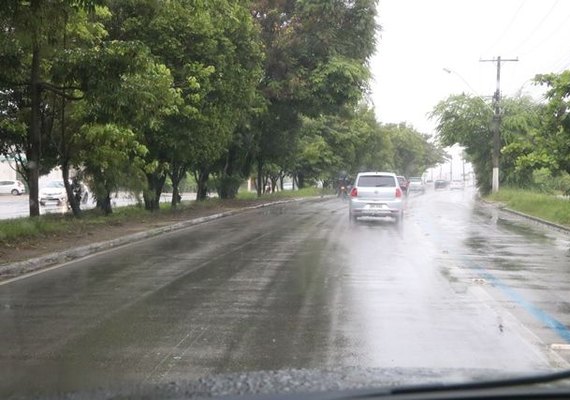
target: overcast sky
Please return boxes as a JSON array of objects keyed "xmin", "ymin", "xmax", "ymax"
[{"xmin": 370, "ymin": 0, "xmax": 570, "ymax": 135}]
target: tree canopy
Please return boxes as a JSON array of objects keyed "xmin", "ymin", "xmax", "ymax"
[
  {"xmin": 431, "ymin": 84, "xmax": 570, "ymax": 195},
  {"xmin": 1, "ymin": 0, "xmax": 447, "ymax": 217}
]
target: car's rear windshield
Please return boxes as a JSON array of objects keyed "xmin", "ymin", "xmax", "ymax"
[
  {"xmin": 409, "ymin": 177, "xmax": 421, "ymax": 182},
  {"xmin": 357, "ymin": 175, "xmax": 396, "ymax": 187}
]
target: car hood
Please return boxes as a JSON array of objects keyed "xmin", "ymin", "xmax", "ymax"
[{"xmin": 39, "ymin": 188, "xmax": 66, "ymax": 195}]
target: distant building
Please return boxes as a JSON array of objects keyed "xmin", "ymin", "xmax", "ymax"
[
  {"xmin": 0, "ymin": 155, "xmax": 19, "ymax": 181},
  {"xmin": 0, "ymin": 155, "xmax": 66, "ymax": 186}
]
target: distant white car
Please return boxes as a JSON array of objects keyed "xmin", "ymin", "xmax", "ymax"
[
  {"xmin": 408, "ymin": 177, "xmax": 425, "ymax": 193},
  {"xmin": 449, "ymin": 180, "xmax": 465, "ymax": 190},
  {"xmin": 39, "ymin": 181, "xmax": 67, "ymax": 206},
  {"xmin": 0, "ymin": 180, "xmax": 26, "ymax": 195},
  {"xmin": 39, "ymin": 180, "xmax": 89, "ymax": 206}
]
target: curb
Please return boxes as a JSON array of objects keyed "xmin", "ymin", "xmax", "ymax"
[
  {"xmin": 478, "ymin": 197, "xmax": 570, "ymax": 235},
  {"xmin": 501, "ymin": 207, "xmax": 570, "ymax": 234},
  {"xmin": 0, "ymin": 197, "xmax": 330, "ymax": 281}
]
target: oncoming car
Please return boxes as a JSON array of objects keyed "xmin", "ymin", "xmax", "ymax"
[
  {"xmin": 39, "ymin": 180, "xmax": 90, "ymax": 207},
  {"xmin": 450, "ymin": 179, "xmax": 465, "ymax": 190},
  {"xmin": 349, "ymin": 172, "xmax": 404, "ymax": 223}
]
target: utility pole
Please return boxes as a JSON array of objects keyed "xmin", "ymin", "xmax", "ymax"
[{"xmin": 479, "ymin": 56, "xmax": 518, "ymax": 193}]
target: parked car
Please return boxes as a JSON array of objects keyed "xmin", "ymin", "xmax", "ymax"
[
  {"xmin": 349, "ymin": 172, "xmax": 404, "ymax": 223},
  {"xmin": 434, "ymin": 179, "xmax": 448, "ymax": 190},
  {"xmin": 39, "ymin": 181, "xmax": 67, "ymax": 206},
  {"xmin": 39, "ymin": 180, "xmax": 89, "ymax": 207},
  {"xmin": 396, "ymin": 176, "xmax": 409, "ymax": 195},
  {"xmin": 449, "ymin": 180, "xmax": 465, "ymax": 190},
  {"xmin": 407, "ymin": 176, "xmax": 425, "ymax": 193},
  {"xmin": 0, "ymin": 180, "xmax": 26, "ymax": 195}
]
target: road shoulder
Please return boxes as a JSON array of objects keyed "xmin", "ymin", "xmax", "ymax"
[{"xmin": 478, "ymin": 197, "xmax": 570, "ymax": 235}]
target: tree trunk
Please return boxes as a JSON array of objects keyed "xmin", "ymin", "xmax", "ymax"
[
  {"xmin": 256, "ymin": 157, "xmax": 263, "ymax": 197},
  {"xmin": 170, "ymin": 164, "xmax": 186, "ymax": 208},
  {"xmin": 62, "ymin": 164, "xmax": 81, "ymax": 216},
  {"xmin": 270, "ymin": 176, "xmax": 278, "ymax": 193},
  {"xmin": 96, "ymin": 192, "xmax": 113, "ymax": 215},
  {"xmin": 171, "ymin": 183, "xmax": 181, "ymax": 208},
  {"xmin": 144, "ymin": 172, "xmax": 166, "ymax": 211},
  {"xmin": 28, "ymin": 27, "xmax": 41, "ymax": 217},
  {"xmin": 297, "ymin": 172, "xmax": 305, "ymax": 189},
  {"xmin": 195, "ymin": 168, "xmax": 209, "ymax": 201}
]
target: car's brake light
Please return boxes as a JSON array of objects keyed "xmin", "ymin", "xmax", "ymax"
[
  {"xmin": 395, "ymin": 187, "xmax": 402, "ymax": 198},
  {"xmin": 350, "ymin": 187, "xmax": 358, "ymax": 197}
]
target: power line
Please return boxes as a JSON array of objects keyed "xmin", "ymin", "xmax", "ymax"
[
  {"xmin": 514, "ymin": 0, "xmax": 560, "ymax": 53},
  {"xmin": 519, "ymin": 10, "xmax": 570, "ymax": 56},
  {"xmin": 555, "ymin": 54, "xmax": 570, "ymax": 73},
  {"xmin": 483, "ymin": 0, "xmax": 527, "ymax": 56}
]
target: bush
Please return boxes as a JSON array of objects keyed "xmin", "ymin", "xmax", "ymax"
[
  {"xmin": 213, "ymin": 175, "xmax": 244, "ymax": 199},
  {"xmin": 531, "ymin": 169, "xmax": 570, "ymax": 195}
]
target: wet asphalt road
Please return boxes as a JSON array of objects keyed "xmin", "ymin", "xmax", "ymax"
[{"xmin": 1, "ymin": 188, "xmax": 570, "ymax": 397}]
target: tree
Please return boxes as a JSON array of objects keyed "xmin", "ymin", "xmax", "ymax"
[
  {"xmin": 431, "ymin": 94, "xmax": 496, "ymax": 194},
  {"xmin": 45, "ymin": 5, "xmax": 112, "ymax": 216},
  {"xmin": 533, "ymin": 71, "xmax": 570, "ymax": 176},
  {"xmin": 249, "ymin": 0, "xmax": 379, "ymax": 195},
  {"xmin": 294, "ymin": 106, "xmax": 394, "ymax": 185},
  {"xmin": 0, "ymin": 0, "xmax": 98, "ymax": 216},
  {"xmin": 431, "ymin": 93, "xmax": 544, "ymax": 193},
  {"xmin": 499, "ymin": 96, "xmax": 546, "ymax": 187},
  {"xmin": 79, "ymin": 124, "xmax": 147, "ymax": 214},
  {"xmin": 386, "ymin": 123, "xmax": 445, "ymax": 177},
  {"xmin": 106, "ymin": 0, "xmax": 264, "ymax": 208}
]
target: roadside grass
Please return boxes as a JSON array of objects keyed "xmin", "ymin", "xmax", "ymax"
[
  {"xmin": 486, "ymin": 187, "xmax": 570, "ymax": 226},
  {"xmin": 0, "ymin": 206, "xmax": 150, "ymax": 243},
  {"xmin": 0, "ymin": 188, "xmax": 328, "ymax": 244},
  {"xmin": 236, "ymin": 187, "xmax": 331, "ymax": 200}
]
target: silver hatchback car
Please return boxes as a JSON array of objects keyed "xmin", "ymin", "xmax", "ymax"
[{"xmin": 349, "ymin": 172, "xmax": 404, "ymax": 223}]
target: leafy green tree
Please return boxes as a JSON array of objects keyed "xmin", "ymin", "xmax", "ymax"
[
  {"xmin": 386, "ymin": 123, "xmax": 445, "ymax": 177},
  {"xmin": 106, "ymin": 0, "xmax": 263, "ymax": 207},
  {"xmin": 431, "ymin": 94, "xmax": 497, "ymax": 194},
  {"xmin": 45, "ymin": 5, "xmax": 112, "ymax": 216},
  {"xmin": 431, "ymin": 93, "xmax": 545, "ymax": 193},
  {"xmin": 294, "ymin": 106, "xmax": 393, "ymax": 185},
  {"xmin": 53, "ymin": 35, "xmax": 181, "ymax": 214},
  {"xmin": 499, "ymin": 96, "xmax": 547, "ymax": 187},
  {"xmin": 79, "ymin": 124, "xmax": 147, "ymax": 214},
  {"xmin": 0, "ymin": 0, "xmax": 98, "ymax": 216},
  {"xmin": 532, "ymin": 71, "xmax": 570, "ymax": 176},
  {"xmin": 249, "ymin": 0, "xmax": 378, "ymax": 195}
]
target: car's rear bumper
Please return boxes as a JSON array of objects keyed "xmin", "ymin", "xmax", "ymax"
[{"xmin": 349, "ymin": 198, "xmax": 403, "ymax": 217}]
